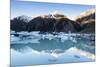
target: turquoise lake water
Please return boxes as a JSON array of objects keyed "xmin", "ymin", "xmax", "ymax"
[{"xmin": 10, "ymin": 31, "xmax": 95, "ymax": 66}]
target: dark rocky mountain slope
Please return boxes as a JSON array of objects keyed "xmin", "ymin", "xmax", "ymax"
[
  {"xmin": 11, "ymin": 9, "xmax": 95, "ymax": 33},
  {"xmin": 75, "ymin": 9, "xmax": 95, "ymax": 33}
]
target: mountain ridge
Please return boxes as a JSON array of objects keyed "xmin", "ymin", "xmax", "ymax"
[{"xmin": 11, "ymin": 9, "xmax": 95, "ymax": 33}]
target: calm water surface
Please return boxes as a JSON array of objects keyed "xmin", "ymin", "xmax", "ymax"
[{"xmin": 10, "ymin": 32, "xmax": 95, "ymax": 66}]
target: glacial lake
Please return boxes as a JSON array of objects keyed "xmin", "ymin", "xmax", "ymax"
[{"xmin": 10, "ymin": 31, "xmax": 95, "ymax": 66}]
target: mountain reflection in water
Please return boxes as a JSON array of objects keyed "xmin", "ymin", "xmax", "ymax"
[{"xmin": 10, "ymin": 32, "xmax": 95, "ymax": 66}]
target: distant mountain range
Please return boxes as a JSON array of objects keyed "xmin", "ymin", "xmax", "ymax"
[{"xmin": 11, "ymin": 9, "xmax": 95, "ymax": 33}]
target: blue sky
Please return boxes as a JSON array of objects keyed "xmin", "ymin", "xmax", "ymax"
[{"xmin": 11, "ymin": 0, "xmax": 95, "ymax": 20}]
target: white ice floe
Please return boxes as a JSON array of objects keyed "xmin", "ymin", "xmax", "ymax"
[
  {"xmin": 11, "ymin": 35, "xmax": 20, "ymax": 42},
  {"xmin": 11, "ymin": 31, "xmax": 94, "ymax": 44}
]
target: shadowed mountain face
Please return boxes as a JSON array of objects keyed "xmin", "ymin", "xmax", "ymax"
[
  {"xmin": 76, "ymin": 9, "xmax": 95, "ymax": 33},
  {"xmin": 11, "ymin": 16, "xmax": 28, "ymax": 32},
  {"xmin": 28, "ymin": 16, "xmax": 79, "ymax": 32},
  {"xmin": 56, "ymin": 18, "xmax": 76, "ymax": 32},
  {"xmin": 27, "ymin": 17, "xmax": 56, "ymax": 32},
  {"xmin": 11, "ymin": 9, "xmax": 95, "ymax": 33},
  {"xmin": 11, "ymin": 14, "xmax": 80, "ymax": 33},
  {"xmin": 80, "ymin": 20, "xmax": 95, "ymax": 33},
  {"xmin": 76, "ymin": 9, "xmax": 95, "ymax": 24}
]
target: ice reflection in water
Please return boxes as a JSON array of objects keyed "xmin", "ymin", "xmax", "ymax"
[{"xmin": 11, "ymin": 32, "xmax": 95, "ymax": 66}]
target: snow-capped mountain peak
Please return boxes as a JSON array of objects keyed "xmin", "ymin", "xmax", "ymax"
[
  {"xmin": 51, "ymin": 10, "xmax": 60, "ymax": 15},
  {"xmin": 76, "ymin": 9, "xmax": 95, "ymax": 20}
]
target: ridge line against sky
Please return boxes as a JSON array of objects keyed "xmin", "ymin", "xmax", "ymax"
[{"xmin": 11, "ymin": 0, "xmax": 95, "ymax": 20}]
